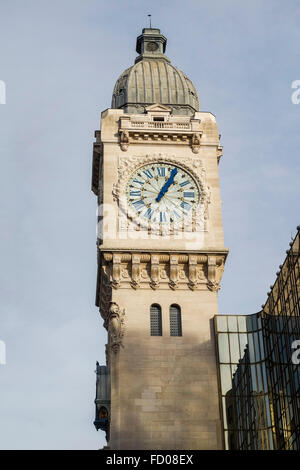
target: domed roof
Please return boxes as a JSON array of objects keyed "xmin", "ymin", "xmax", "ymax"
[{"xmin": 111, "ymin": 28, "xmax": 199, "ymax": 116}]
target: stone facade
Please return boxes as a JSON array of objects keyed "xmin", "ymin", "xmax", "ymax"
[{"xmin": 92, "ymin": 28, "xmax": 228, "ymax": 450}]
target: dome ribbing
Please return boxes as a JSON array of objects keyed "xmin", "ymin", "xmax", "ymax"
[{"xmin": 111, "ymin": 28, "xmax": 199, "ymax": 116}]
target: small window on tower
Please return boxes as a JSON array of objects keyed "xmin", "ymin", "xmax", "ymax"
[
  {"xmin": 153, "ymin": 116, "xmax": 164, "ymax": 122},
  {"xmin": 150, "ymin": 304, "xmax": 162, "ymax": 336},
  {"xmin": 170, "ymin": 304, "xmax": 182, "ymax": 337},
  {"xmin": 99, "ymin": 407, "xmax": 108, "ymax": 420}
]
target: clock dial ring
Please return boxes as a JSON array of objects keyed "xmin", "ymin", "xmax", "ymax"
[{"xmin": 126, "ymin": 162, "xmax": 200, "ymax": 228}]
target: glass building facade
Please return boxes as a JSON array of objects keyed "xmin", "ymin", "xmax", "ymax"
[{"xmin": 215, "ymin": 227, "xmax": 300, "ymax": 450}]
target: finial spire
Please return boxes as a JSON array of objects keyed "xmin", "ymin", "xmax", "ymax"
[{"xmin": 148, "ymin": 14, "xmax": 152, "ymax": 28}]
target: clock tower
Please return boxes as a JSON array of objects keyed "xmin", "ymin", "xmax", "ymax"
[{"xmin": 92, "ymin": 28, "xmax": 228, "ymax": 450}]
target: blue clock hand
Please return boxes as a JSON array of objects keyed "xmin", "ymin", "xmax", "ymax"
[{"xmin": 156, "ymin": 168, "xmax": 178, "ymax": 202}]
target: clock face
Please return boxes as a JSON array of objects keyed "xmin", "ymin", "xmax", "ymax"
[
  {"xmin": 126, "ymin": 163, "xmax": 200, "ymax": 226},
  {"xmin": 146, "ymin": 41, "xmax": 159, "ymax": 52}
]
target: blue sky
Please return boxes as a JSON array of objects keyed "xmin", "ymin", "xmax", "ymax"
[{"xmin": 0, "ymin": 0, "xmax": 299, "ymax": 449}]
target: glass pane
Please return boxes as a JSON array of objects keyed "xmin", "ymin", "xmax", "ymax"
[
  {"xmin": 259, "ymin": 330, "xmax": 265, "ymax": 360},
  {"xmin": 265, "ymin": 396, "xmax": 272, "ymax": 427},
  {"xmin": 239, "ymin": 333, "xmax": 248, "ymax": 357},
  {"xmin": 248, "ymin": 333, "xmax": 255, "ymax": 362},
  {"xmin": 218, "ymin": 333, "xmax": 230, "ymax": 363},
  {"xmin": 224, "ymin": 430, "xmax": 229, "ymax": 450},
  {"xmin": 228, "ymin": 315, "xmax": 238, "ymax": 332},
  {"xmin": 262, "ymin": 363, "xmax": 268, "ymax": 392},
  {"xmin": 256, "ymin": 364, "xmax": 263, "ymax": 392},
  {"xmin": 220, "ymin": 364, "xmax": 233, "ymax": 395},
  {"xmin": 238, "ymin": 316, "xmax": 247, "ymax": 332},
  {"xmin": 229, "ymin": 334, "xmax": 240, "ymax": 363},
  {"xmin": 252, "ymin": 315, "xmax": 258, "ymax": 331},
  {"xmin": 257, "ymin": 316, "xmax": 262, "ymax": 330},
  {"xmin": 253, "ymin": 332, "xmax": 260, "ymax": 361},
  {"xmin": 216, "ymin": 315, "xmax": 228, "ymax": 332},
  {"xmin": 222, "ymin": 397, "xmax": 228, "ymax": 429},
  {"xmin": 246, "ymin": 315, "xmax": 253, "ymax": 331},
  {"xmin": 251, "ymin": 365, "xmax": 257, "ymax": 390},
  {"xmin": 268, "ymin": 429, "xmax": 274, "ymax": 450}
]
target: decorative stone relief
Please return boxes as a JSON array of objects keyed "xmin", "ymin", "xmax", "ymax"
[
  {"xmin": 206, "ymin": 255, "xmax": 224, "ymax": 292},
  {"xmin": 131, "ymin": 254, "xmax": 141, "ymax": 289},
  {"xmin": 150, "ymin": 254, "xmax": 160, "ymax": 290},
  {"xmin": 118, "ymin": 112, "xmax": 203, "ymax": 153},
  {"xmin": 112, "ymin": 153, "xmax": 211, "ymax": 234},
  {"xmin": 107, "ymin": 302, "xmax": 125, "ymax": 354},
  {"xmin": 188, "ymin": 255, "xmax": 198, "ymax": 291},
  {"xmin": 121, "ymin": 267, "xmax": 130, "ymax": 279},
  {"xmin": 112, "ymin": 254, "xmax": 121, "ymax": 289},
  {"xmin": 97, "ymin": 251, "xmax": 227, "ymax": 298},
  {"xmin": 179, "ymin": 268, "xmax": 186, "ymax": 280},
  {"xmin": 191, "ymin": 133, "xmax": 201, "ymax": 154},
  {"xmin": 141, "ymin": 268, "xmax": 149, "ymax": 280},
  {"xmin": 120, "ymin": 130, "xmax": 129, "ymax": 151},
  {"xmin": 160, "ymin": 267, "xmax": 168, "ymax": 280},
  {"xmin": 99, "ymin": 267, "xmax": 112, "ymax": 323},
  {"xmin": 169, "ymin": 255, "xmax": 179, "ymax": 290}
]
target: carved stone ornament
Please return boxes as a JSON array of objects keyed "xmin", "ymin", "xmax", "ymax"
[
  {"xmin": 120, "ymin": 130, "xmax": 129, "ymax": 151},
  {"xmin": 207, "ymin": 280, "xmax": 220, "ymax": 292},
  {"xmin": 111, "ymin": 254, "xmax": 121, "ymax": 289},
  {"xmin": 188, "ymin": 255, "xmax": 198, "ymax": 291},
  {"xmin": 206, "ymin": 256, "xmax": 224, "ymax": 292},
  {"xmin": 169, "ymin": 255, "xmax": 179, "ymax": 290},
  {"xmin": 150, "ymin": 254, "xmax": 160, "ymax": 290},
  {"xmin": 112, "ymin": 153, "xmax": 211, "ymax": 234},
  {"xmin": 98, "ymin": 251, "xmax": 227, "ymax": 293},
  {"xmin": 99, "ymin": 268, "xmax": 112, "ymax": 322},
  {"xmin": 191, "ymin": 133, "xmax": 201, "ymax": 154},
  {"xmin": 107, "ymin": 302, "xmax": 125, "ymax": 354}
]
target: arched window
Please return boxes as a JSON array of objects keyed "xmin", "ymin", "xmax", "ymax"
[
  {"xmin": 150, "ymin": 304, "xmax": 162, "ymax": 336},
  {"xmin": 170, "ymin": 304, "xmax": 182, "ymax": 336}
]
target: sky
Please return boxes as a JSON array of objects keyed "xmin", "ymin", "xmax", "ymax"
[{"xmin": 0, "ymin": 0, "xmax": 299, "ymax": 450}]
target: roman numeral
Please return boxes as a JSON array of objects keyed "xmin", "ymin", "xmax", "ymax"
[
  {"xmin": 180, "ymin": 180, "xmax": 190, "ymax": 187},
  {"xmin": 144, "ymin": 208, "xmax": 154, "ymax": 220},
  {"xmin": 183, "ymin": 192, "xmax": 195, "ymax": 198},
  {"xmin": 143, "ymin": 169, "xmax": 153, "ymax": 179},
  {"xmin": 160, "ymin": 212, "xmax": 167, "ymax": 223},
  {"xmin": 157, "ymin": 167, "xmax": 166, "ymax": 177},
  {"xmin": 130, "ymin": 190, "xmax": 141, "ymax": 197},
  {"xmin": 133, "ymin": 179, "xmax": 144, "ymax": 186},
  {"xmin": 180, "ymin": 201, "xmax": 191, "ymax": 211},
  {"xmin": 133, "ymin": 200, "xmax": 145, "ymax": 210}
]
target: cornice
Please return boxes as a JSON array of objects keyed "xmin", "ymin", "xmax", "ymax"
[
  {"xmin": 97, "ymin": 249, "xmax": 228, "ymax": 321},
  {"xmin": 99, "ymin": 247, "xmax": 229, "ymax": 256}
]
